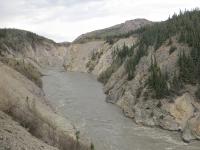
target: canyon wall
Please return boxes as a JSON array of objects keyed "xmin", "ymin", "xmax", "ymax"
[{"xmin": 63, "ymin": 13, "xmax": 200, "ymax": 142}]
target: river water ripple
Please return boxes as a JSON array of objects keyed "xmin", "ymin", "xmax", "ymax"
[{"xmin": 42, "ymin": 68, "xmax": 200, "ymax": 150}]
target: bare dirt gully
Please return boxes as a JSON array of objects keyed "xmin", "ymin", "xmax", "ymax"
[{"xmin": 42, "ymin": 68, "xmax": 200, "ymax": 150}]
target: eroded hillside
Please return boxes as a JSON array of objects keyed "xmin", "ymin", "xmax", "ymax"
[{"xmin": 0, "ymin": 62, "xmax": 91, "ymax": 150}]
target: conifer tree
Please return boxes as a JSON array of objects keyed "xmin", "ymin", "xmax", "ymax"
[
  {"xmin": 178, "ymin": 51, "xmax": 196, "ymax": 84},
  {"xmin": 148, "ymin": 56, "xmax": 169, "ymax": 98}
]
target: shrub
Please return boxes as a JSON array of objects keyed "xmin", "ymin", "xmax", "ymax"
[
  {"xmin": 136, "ymin": 87, "xmax": 143, "ymax": 98},
  {"xmin": 98, "ymin": 63, "xmax": 118, "ymax": 84},
  {"xmin": 91, "ymin": 143, "xmax": 95, "ymax": 150},
  {"xmin": 126, "ymin": 56, "xmax": 137, "ymax": 80},
  {"xmin": 171, "ymin": 72, "xmax": 183, "ymax": 92},
  {"xmin": 168, "ymin": 38, "xmax": 173, "ymax": 46},
  {"xmin": 105, "ymin": 37, "xmax": 115, "ymax": 45},
  {"xmin": 75, "ymin": 130, "xmax": 80, "ymax": 141},
  {"xmin": 169, "ymin": 46, "xmax": 177, "ymax": 54},
  {"xmin": 195, "ymin": 85, "xmax": 200, "ymax": 100}
]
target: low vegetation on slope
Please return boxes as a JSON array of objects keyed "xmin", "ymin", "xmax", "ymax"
[
  {"xmin": 0, "ymin": 57, "xmax": 42, "ymax": 88},
  {"xmin": 98, "ymin": 44, "xmax": 134, "ymax": 84},
  {"xmin": 0, "ymin": 111, "xmax": 58, "ymax": 150}
]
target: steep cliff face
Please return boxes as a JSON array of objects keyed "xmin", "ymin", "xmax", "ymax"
[
  {"xmin": 0, "ymin": 29, "xmax": 68, "ymax": 66},
  {"xmin": 63, "ymin": 9, "xmax": 200, "ymax": 142},
  {"xmin": 64, "ymin": 40, "xmax": 106, "ymax": 72}
]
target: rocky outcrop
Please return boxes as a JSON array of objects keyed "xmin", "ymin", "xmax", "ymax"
[
  {"xmin": 166, "ymin": 93, "xmax": 195, "ymax": 130},
  {"xmin": 64, "ymin": 40, "xmax": 106, "ymax": 72},
  {"xmin": 0, "ymin": 62, "xmax": 91, "ymax": 150},
  {"xmin": 183, "ymin": 114, "xmax": 200, "ymax": 142},
  {"xmin": 64, "ymin": 36, "xmax": 137, "ymax": 75}
]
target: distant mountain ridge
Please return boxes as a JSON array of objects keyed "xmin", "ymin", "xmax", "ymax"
[{"xmin": 74, "ymin": 18, "xmax": 152, "ymax": 43}]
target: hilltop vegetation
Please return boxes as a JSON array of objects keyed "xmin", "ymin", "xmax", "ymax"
[
  {"xmin": 98, "ymin": 8, "xmax": 200, "ymax": 99},
  {"xmin": 0, "ymin": 29, "xmax": 55, "ymax": 55},
  {"xmin": 128, "ymin": 8, "xmax": 200, "ymax": 79}
]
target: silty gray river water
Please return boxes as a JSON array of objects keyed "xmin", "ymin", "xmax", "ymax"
[{"xmin": 42, "ymin": 68, "xmax": 200, "ymax": 150}]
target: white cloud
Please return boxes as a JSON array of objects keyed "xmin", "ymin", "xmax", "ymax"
[{"xmin": 0, "ymin": 0, "xmax": 199, "ymax": 42}]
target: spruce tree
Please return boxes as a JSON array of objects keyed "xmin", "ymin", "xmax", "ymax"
[
  {"xmin": 148, "ymin": 56, "xmax": 169, "ymax": 99},
  {"xmin": 178, "ymin": 51, "xmax": 196, "ymax": 84}
]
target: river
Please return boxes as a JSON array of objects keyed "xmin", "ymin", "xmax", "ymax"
[{"xmin": 42, "ymin": 68, "xmax": 200, "ymax": 150}]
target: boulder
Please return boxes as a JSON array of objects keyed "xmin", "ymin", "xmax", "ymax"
[
  {"xmin": 167, "ymin": 93, "xmax": 195, "ymax": 130},
  {"xmin": 117, "ymin": 91, "xmax": 135, "ymax": 118},
  {"xmin": 182, "ymin": 114, "xmax": 200, "ymax": 142}
]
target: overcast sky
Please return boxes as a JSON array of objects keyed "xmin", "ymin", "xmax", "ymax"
[{"xmin": 0, "ymin": 0, "xmax": 199, "ymax": 42}]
